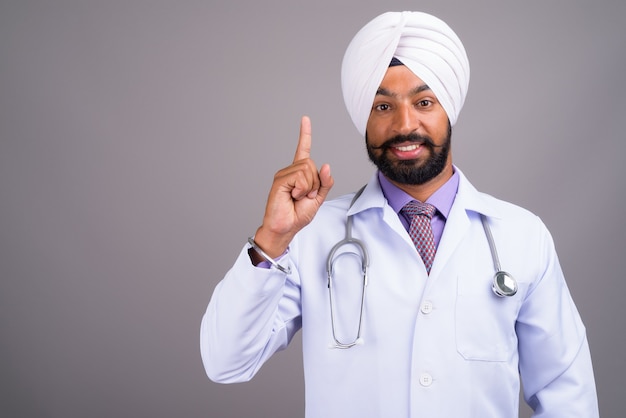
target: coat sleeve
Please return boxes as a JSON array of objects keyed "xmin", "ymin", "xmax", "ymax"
[
  {"xmin": 200, "ymin": 245, "xmax": 302, "ymax": 383},
  {"xmin": 516, "ymin": 223, "xmax": 599, "ymax": 417}
]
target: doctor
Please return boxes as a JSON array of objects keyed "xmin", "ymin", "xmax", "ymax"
[{"xmin": 201, "ymin": 11, "xmax": 598, "ymax": 417}]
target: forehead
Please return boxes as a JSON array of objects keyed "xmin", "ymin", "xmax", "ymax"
[{"xmin": 377, "ymin": 65, "xmax": 430, "ymax": 95}]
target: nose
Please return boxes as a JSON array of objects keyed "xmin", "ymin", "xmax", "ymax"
[{"xmin": 393, "ymin": 103, "xmax": 420, "ymax": 135}]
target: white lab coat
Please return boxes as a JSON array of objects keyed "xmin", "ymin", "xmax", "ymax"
[{"xmin": 201, "ymin": 169, "xmax": 598, "ymax": 417}]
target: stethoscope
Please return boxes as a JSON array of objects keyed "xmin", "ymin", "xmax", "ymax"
[{"xmin": 326, "ymin": 187, "xmax": 518, "ymax": 349}]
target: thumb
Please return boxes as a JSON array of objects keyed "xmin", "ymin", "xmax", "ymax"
[{"xmin": 315, "ymin": 163, "xmax": 334, "ymax": 202}]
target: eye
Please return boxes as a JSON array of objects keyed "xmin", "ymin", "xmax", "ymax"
[
  {"xmin": 417, "ymin": 99, "xmax": 433, "ymax": 108},
  {"xmin": 374, "ymin": 103, "xmax": 390, "ymax": 111}
]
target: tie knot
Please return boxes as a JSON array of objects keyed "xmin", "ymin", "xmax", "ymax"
[{"xmin": 402, "ymin": 201, "xmax": 436, "ymax": 220}]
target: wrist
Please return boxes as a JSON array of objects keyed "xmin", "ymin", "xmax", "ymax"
[
  {"xmin": 247, "ymin": 237, "xmax": 291, "ymax": 274},
  {"xmin": 252, "ymin": 226, "xmax": 292, "ymax": 259}
]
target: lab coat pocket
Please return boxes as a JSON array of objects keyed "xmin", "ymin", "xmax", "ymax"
[{"xmin": 455, "ymin": 273, "xmax": 521, "ymax": 362}]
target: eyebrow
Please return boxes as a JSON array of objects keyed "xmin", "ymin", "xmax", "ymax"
[{"xmin": 375, "ymin": 84, "xmax": 432, "ymax": 97}]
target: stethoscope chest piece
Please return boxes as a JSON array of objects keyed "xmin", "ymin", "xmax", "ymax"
[{"xmin": 492, "ymin": 271, "xmax": 518, "ymax": 297}]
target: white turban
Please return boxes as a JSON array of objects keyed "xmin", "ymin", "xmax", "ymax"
[{"xmin": 341, "ymin": 11, "xmax": 470, "ymax": 137}]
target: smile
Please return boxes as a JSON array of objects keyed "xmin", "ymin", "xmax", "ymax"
[{"xmin": 394, "ymin": 144, "xmax": 421, "ymax": 152}]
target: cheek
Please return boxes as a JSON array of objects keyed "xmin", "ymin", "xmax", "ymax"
[
  {"xmin": 365, "ymin": 122, "xmax": 386, "ymax": 144},
  {"xmin": 428, "ymin": 112, "xmax": 450, "ymax": 138}
]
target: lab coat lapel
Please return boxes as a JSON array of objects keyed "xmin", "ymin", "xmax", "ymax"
[
  {"xmin": 428, "ymin": 198, "xmax": 469, "ymax": 280},
  {"xmin": 428, "ymin": 169, "xmax": 497, "ymax": 280},
  {"xmin": 348, "ymin": 173, "xmax": 419, "ymax": 250}
]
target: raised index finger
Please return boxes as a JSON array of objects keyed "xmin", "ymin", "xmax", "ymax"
[{"xmin": 293, "ymin": 115, "xmax": 312, "ymax": 163}]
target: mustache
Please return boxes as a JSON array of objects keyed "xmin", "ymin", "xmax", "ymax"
[{"xmin": 367, "ymin": 133, "xmax": 444, "ymax": 151}]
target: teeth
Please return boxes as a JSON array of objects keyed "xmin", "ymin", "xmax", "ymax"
[{"xmin": 395, "ymin": 144, "xmax": 420, "ymax": 152}]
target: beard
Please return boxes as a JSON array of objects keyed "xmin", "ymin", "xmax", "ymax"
[{"xmin": 366, "ymin": 125, "xmax": 451, "ymax": 185}]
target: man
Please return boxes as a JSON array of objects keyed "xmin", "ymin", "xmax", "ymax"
[{"xmin": 201, "ymin": 11, "xmax": 598, "ymax": 417}]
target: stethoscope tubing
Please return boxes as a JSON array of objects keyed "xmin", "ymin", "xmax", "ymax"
[
  {"xmin": 326, "ymin": 187, "xmax": 369, "ymax": 349},
  {"xmin": 325, "ymin": 187, "xmax": 518, "ymax": 349}
]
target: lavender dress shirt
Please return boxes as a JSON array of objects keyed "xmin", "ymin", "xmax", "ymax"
[{"xmin": 377, "ymin": 169, "xmax": 459, "ymax": 248}]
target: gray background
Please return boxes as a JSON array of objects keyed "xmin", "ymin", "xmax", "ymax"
[{"xmin": 1, "ymin": 0, "xmax": 624, "ymax": 417}]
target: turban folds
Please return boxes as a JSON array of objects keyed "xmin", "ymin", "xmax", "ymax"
[{"xmin": 341, "ymin": 11, "xmax": 470, "ymax": 137}]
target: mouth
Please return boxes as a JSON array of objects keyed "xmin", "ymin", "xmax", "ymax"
[
  {"xmin": 394, "ymin": 143, "xmax": 421, "ymax": 152},
  {"xmin": 389, "ymin": 142, "xmax": 426, "ymax": 160}
]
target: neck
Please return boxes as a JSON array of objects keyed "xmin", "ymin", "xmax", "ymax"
[{"xmin": 389, "ymin": 162, "xmax": 454, "ymax": 202}]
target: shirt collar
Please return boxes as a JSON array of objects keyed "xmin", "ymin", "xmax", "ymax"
[{"xmin": 377, "ymin": 169, "xmax": 459, "ymax": 220}]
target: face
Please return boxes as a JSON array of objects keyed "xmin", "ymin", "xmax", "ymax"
[{"xmin": 366, "ymin": 65, "xmax": 452, "ymax": 186}]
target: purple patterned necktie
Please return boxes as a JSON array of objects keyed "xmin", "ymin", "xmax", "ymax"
[{"xmin": 402, "ymin": 201, "xmax": 437, "ymax": 274}]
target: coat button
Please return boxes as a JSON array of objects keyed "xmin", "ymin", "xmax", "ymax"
[
  {"xmin": 421, "ymin": 300, "xmax": 433, "ymax": 314},
  {"xmin": 419, "ymin": 373, "xmax": 433, "ymax": 387}
]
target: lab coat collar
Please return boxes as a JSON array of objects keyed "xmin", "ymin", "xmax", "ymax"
[
  {"xmin": 346, "ymin": 166, "xmax": 502, "ymax": 220},
  {"xmin": 454, "ymin": 168, "xmax": 502, "ymax": 220}
]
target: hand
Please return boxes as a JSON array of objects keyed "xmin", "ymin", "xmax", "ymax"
[{"xmin": 252, "ymin": 116, "xmax": 334, "ymax": 258}]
